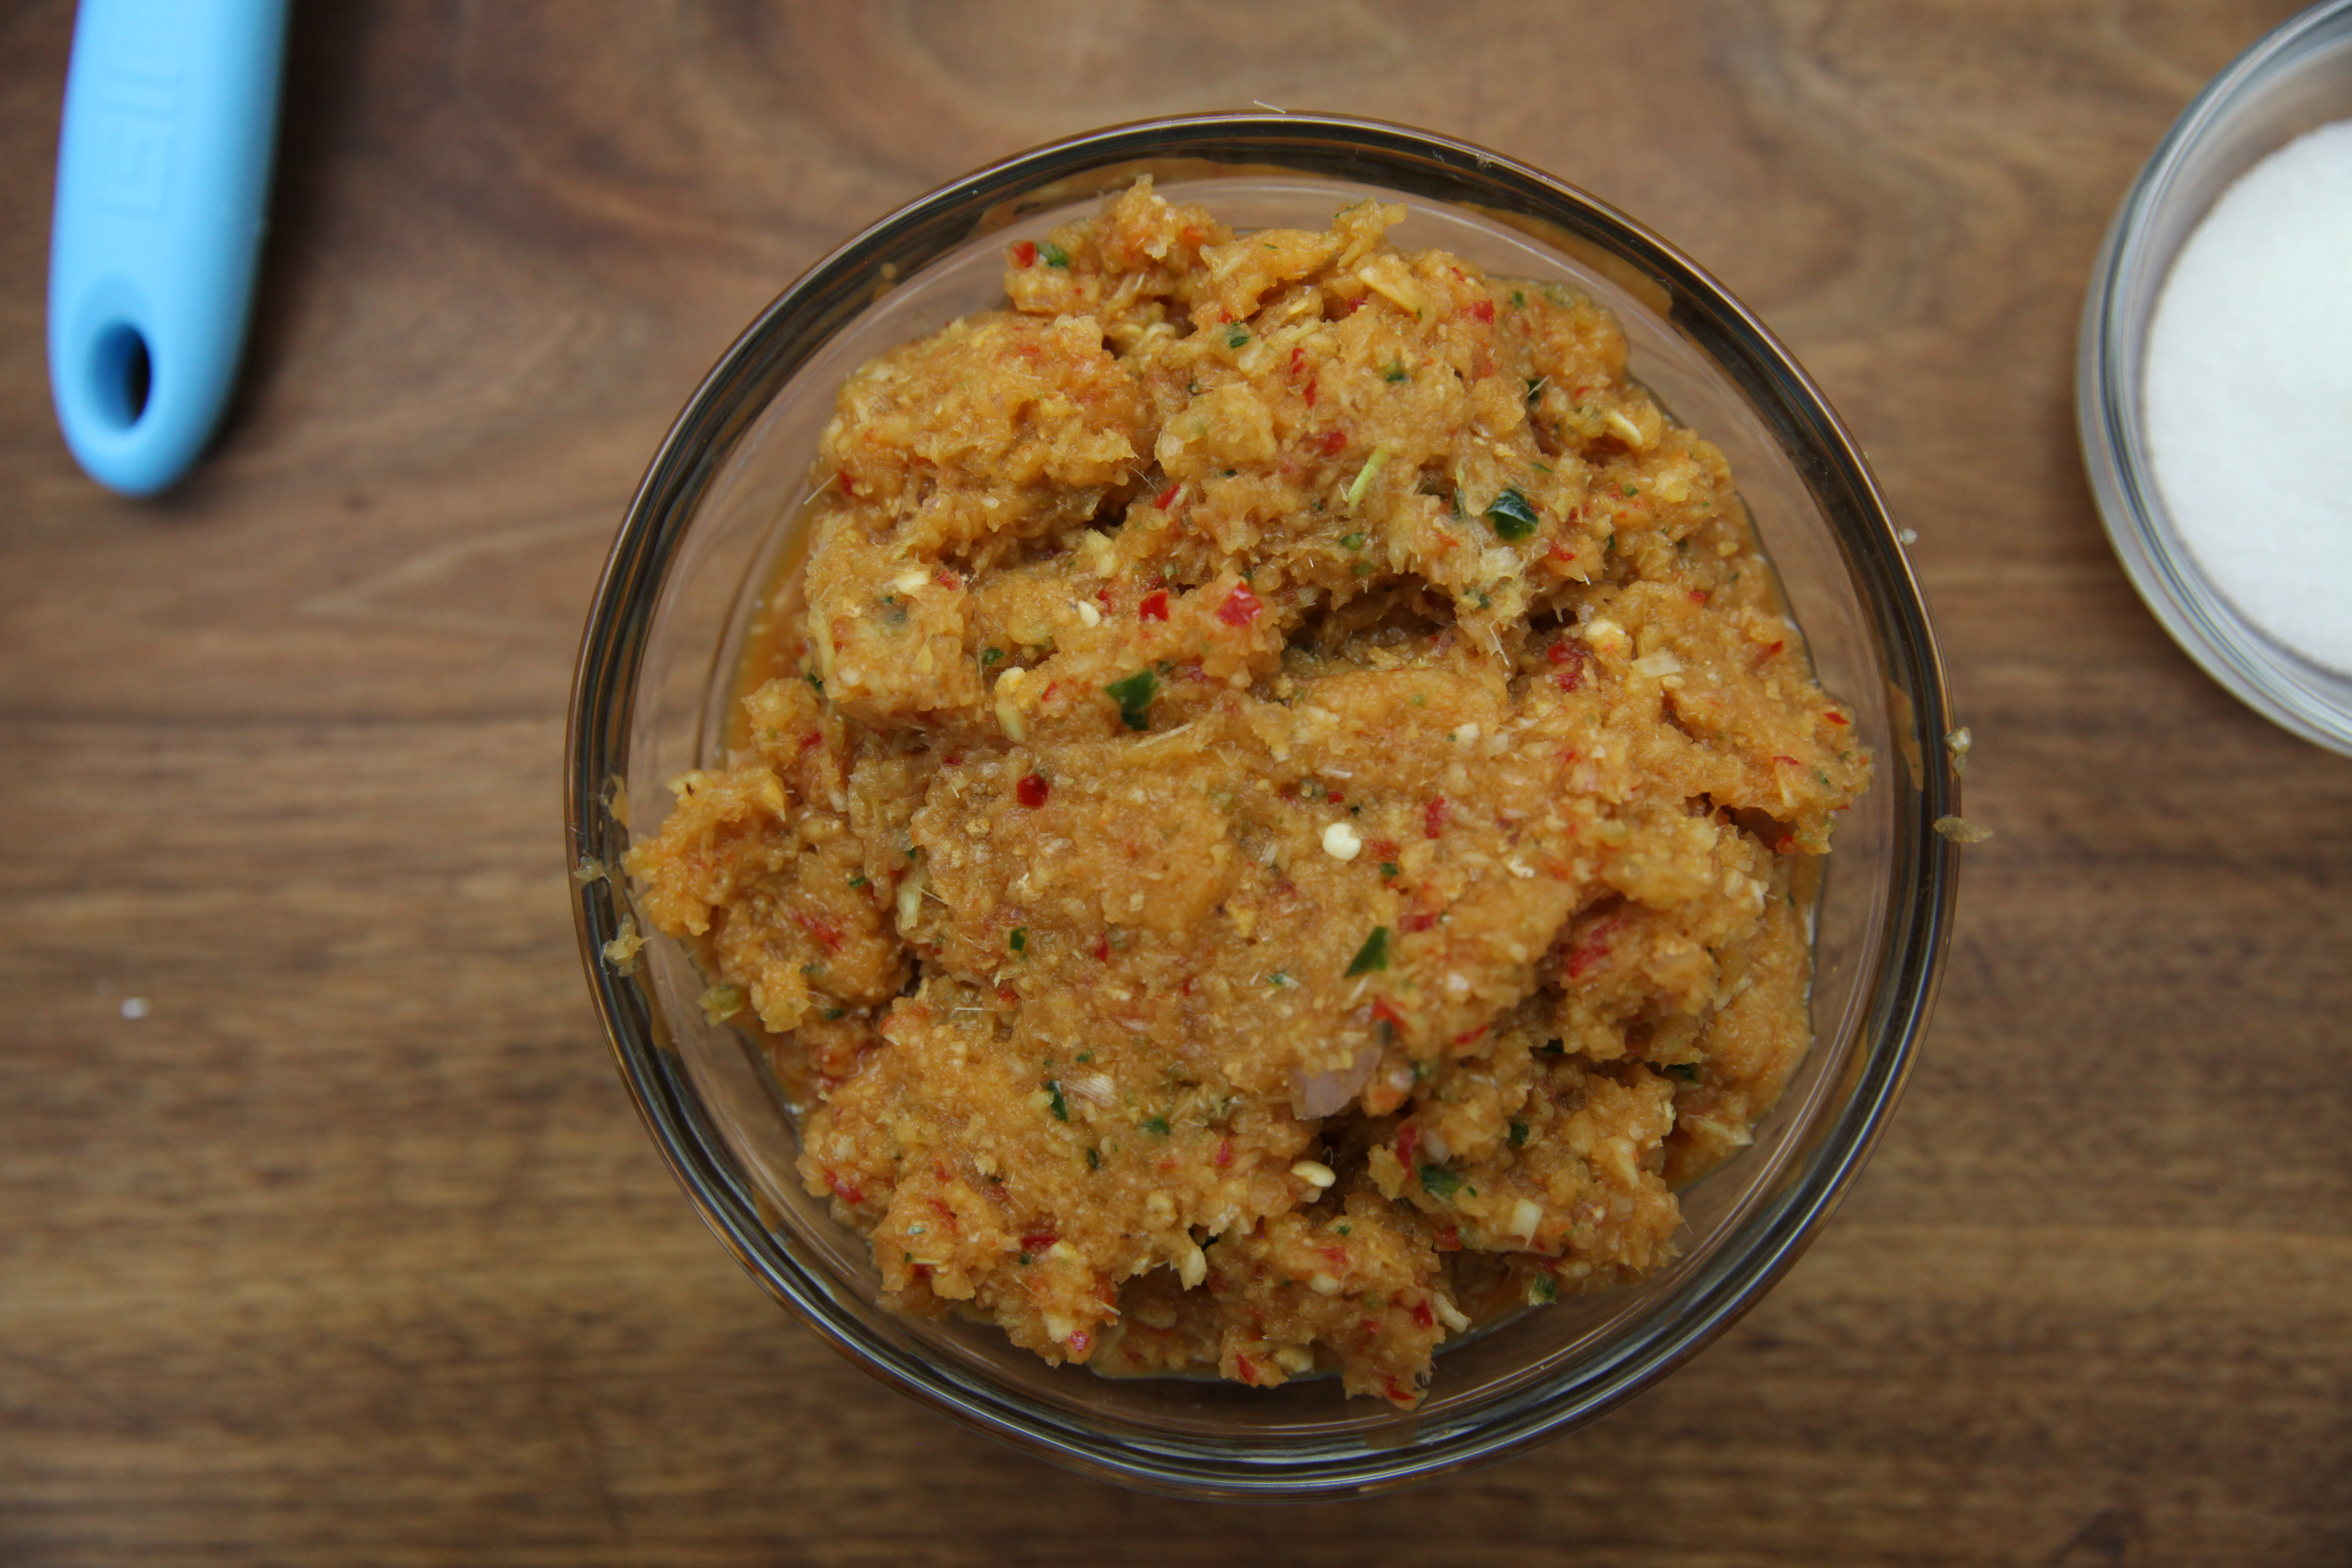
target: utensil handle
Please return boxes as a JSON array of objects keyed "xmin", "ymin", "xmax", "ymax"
[{"xmin": 47, "ymin": 0, "xmax": 289, "ymax": 496}]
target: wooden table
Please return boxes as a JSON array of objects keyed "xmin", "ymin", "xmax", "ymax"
[{"xmin": 6, "ymin": 3, "xmax": 2347, "ymax": 1562}]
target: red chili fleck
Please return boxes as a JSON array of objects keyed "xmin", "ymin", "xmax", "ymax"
[
  {"xmin": 996, "ymin": 985, "xmax": 1020, "ymax": 1006},
  {"xmin": 1453, "ymin": 1025, "xmax": 1487, "ymax": 1046},
  {"xmin": 1395, "ymin": 1123, "xmax": 1420, "ymax": 1170},
  {"xmin": 1289, "ymin": 346, "xmax": 1306, "ymax": 379},
  {"xmin": 1091, "ymin": 935, "xmax": 1110, "ymax": 962},
  {"xmin": 1774, "ymin": 834, "xmax": 1798, "ymax": 855},
  {"xmin": 1401, "ymin": 910, "xmax": 1437, "ymax": 934},
  {"xmin": 1412, "ymin": 1300, "xmax": 1436, "ymax": 1328},
  {"xmin": 1181, "ymin": 976, "xmax": 1196, "ymax": 996},
  {"xmin": 1775, "ymin": 755, "xmax": 1800, "ymax": 766},
  {"xmin": 1370, "ymin": 998, "xmax": 1406, "ymax": 1029},
  {"xmin": 1434, "ymin": 1226, "xmax": 1461, "ymax": 1252},
  {"xmin": 1137, "ymin": 589, "xmax": 1170, "ymax": 621},
  {"xmin": 1547, "ymin": 641, "xmax": 1587, "ymax": 692},
  {"xmin": 941, "ymin": 750, "xmax": 962, "ymax": 766},
  {"xmin": 1020, "ymin": 1230, "xmax": 1059, "ymax": 1251},
  {"xmin": 1566, "ymin": 921, "xmax": 1616, "ymax": 980},
  {"xmin": 1016, "ymin": 773, "xmax": 1050, "ymax": 808},
  {"xmin": 1235, "ymin": 1354, "xmax": 1259, "ymax": 1385},
  {"xmin": 1470, "ymin": 299, "xmax": 1495, "ymax": 323},
  {"xmin": 1067, "ymin": 1329, "xmax": 1093, "ymax": 1356},
  {"xmin": 1368, "ymin": 838, "xmax": 1402, "ymax": 861},
  {"xmin": 1423, "ymin": 797, "xmax": 1449, "ymax": 839},
  {"xmin": 1303, "ymin": 376, "xmax": 1318, "ymax": 408},
  {"xmin": 1316, "ymin": 429, "xmax": 1347, "ymax": 456},
  {"xmin": 797, "ymin": 731, "xmax": 823, "ymax": 753},
  {"xmin": 1012, "ymin": 240, "xmax": 1037, "ymax": 268},
  {"xmin": 1688, "ymin": 588, "xmax": 1709, "ymax": 606},
  {"xmin": 1340, "ymin": 297, "xmax": 1362, "ymax": 316},
  {"xmin": 1385, "ymin": 1378, "xmax": 1412, "ymax": 1403},
  {"xmin": 1217, "ymin": 585, "xmax": 1264, "ymax": 626},
  {"xmin": 792, "ymin": 913, "xmax": 845, "ymax": 955},
  {"xmin": 936, "ymin": 569, "xmax": 960, "ymax": 588},
  {"xmin": 836, "ymin": 471, "xmax": 855, "ymax": 495},
  {"xmin": 1752, "ymin": 639, "xmax": 1785, "ymax": 667},
  {"xmin": 1825, "ymin": 711, "xmax": 1849, "ymax": 726},
  {"xmin": 909, "ymin": 1263, "xmax": 931, "ymax": 1281},
  {"xmin": 1214, "ymin": 1139, "xmax": 1233, "ymax": 1171},
  {"xmin": 828, "ymin": 1173, "xmax": 866, "ymax": 1206},
  {"xmin": 1155, "ymin": 480, "xmax": 1181, "ymax": 509},
  {"xmin": 1326, "ymin": 790, "xmax": 1344, "ymax": 805}
]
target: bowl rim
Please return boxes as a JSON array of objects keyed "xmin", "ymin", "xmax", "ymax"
[
  {"xmin": 566, "ymin": 111, "xmax": 1960, "ymax": 1498},
  {"xmin": 2076, "ymin": 0, "xmax": 2352, "ymax": 756}
]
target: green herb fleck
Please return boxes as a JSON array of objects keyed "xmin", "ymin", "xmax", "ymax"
[
  {"xmin": 848, "ymin": 873, "xmax": 868, "ymax": 889},
  {"xmin": 1530, "ymin": 1275, "xmax": 1558, "ymax": 1304},
  {"xmin": 1346, "ymin": 446, "xmax": 1393, "ymax": 510},
  {"xmin": 823, "ymin": 1006, "xmax": 844, "ymax": 1021},
  {"xmin": 804, "ymin": 672, "xmax": 825, "ymax": 694},
  {"xmin": 1382, "ymin": 360, "xmax": 1408, "ymax": 383},
  {"xmin": 1075, "ymin": 1051, "xmax": 1093, "ymax": 1064},
  {"xmin": 1037, "ymin": 239, "xmax": 1070, "ymax": 268},
  {"xmin": 1142, "ymin": 1114, "xmax": 1171, "ymax": 1136},
  {"xmin": 1379, "ymin": 862, "xmax": 1400, "ymax": 878},
  {"xmin": 1227, "ymin": 325, "xmax": 1250, "ymax": 350},
  {"xmin": 1508, "ymin": 1120, "xmax": 1529, "ymax": 1148},
  {"xmin": 1045, "ymin": 1080, "xmax": 1068, "ymax": 1120},
  {"xmin": 1010, "ymin": 927, "xmax": 1029, "ymax": 955},
  {"xmin": 1086, "ymin": 1147, "xmax": 1101, "ymax": 1170},
  {"xmin": 1104, "ymin": 669, "xmax": 1161, "ymax": 731},
  {"xmin": 1268, "ymin": 971, "xmax": 1292, "ymax": 988},
  {"xmin": 1419, "ymin": 1163, "xmax": 1462, "ymax": 1199},
  {"xmin": 1336, "ymin": 1222, "xmax": 1352, "ymax": 1236},
  {"xmin": 699, "ymin": 983, "xmax": 744, "ymax": 1021},
  {"xmin": 1524, "ymin": 376, "xmax": 1547, "ymax": 403},
  {"xmin": 1510, "ymin": 289, "xmax": 1526, "ymax": 307},
  {"xmin": 1340, "ymin": 531, "xmax": 1367, "ymax": 550},
  {"xmin": 1344, "ymin": 926, "xmax": 1392, "ymax": 977},
  {"xmin": 1623, "ymin": 483, "xmax": 1639, "ymax": 498},
  {"xmin": 1485, "ymin": 487, "xmax": 1540, "ymax": 542},
  {"xmin": 982, "ymin": 647, "xmax": 1004, "ymax": 666}
]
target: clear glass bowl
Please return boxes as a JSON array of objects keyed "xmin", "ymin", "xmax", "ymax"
[
  {"xmin": 2079, "ymin": 0, "xmax": 2352, "ymax": 755},
  {"xmin": 567, "ymin": 114, "xmax": 1960, "ymax": 1499}
]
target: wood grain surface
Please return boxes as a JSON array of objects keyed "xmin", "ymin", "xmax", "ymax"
[{"xmin": 5, "ymin": 2, "xmax": 2348, "ymax": 1563}]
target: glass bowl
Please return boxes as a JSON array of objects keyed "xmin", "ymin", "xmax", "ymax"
[
  {"xmin": 2079, "ymin": 0, "xmax": 2352, "ymax": 755},
  {"xmin": 567, "ymin": 114, "xmax": 1959, "ymax": 1499}
]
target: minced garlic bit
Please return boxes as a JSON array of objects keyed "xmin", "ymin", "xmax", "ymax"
[
  {"xmin": 601, "ymin": 914, "xmax": 644, "ymax": 971},
  {"xmin": 1945, "ymin": 726, "xmax": 1973, "ymax": 775},
  {"xmin": 1290, "ymin": 1160, "xmax": 1338, "ymax": 1188},
  {"xmin": 1320, "ymin": 820, "xmax": 1364, "ymax": 861},
  {"xmin": 992, "ymin": 665, "xmax": 1028, "ymax": 742},
  {"xmin": 1934, "ymin": 814, "xmax": 1994, "ymax": 844}
]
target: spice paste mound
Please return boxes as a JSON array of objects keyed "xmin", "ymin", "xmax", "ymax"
[{"xmin": 625, "ymin": 180, "xmax": 1870, "ymax": 1406}]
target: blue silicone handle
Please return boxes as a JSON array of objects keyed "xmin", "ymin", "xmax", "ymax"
[{"xmin": 47, "ymin": 0, "xmax": 288, "ymax": 496}]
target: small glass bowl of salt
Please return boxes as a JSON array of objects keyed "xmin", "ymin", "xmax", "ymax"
[{"xmin": 2080, "ymin": 0, "xmax": 2352, "ymax": 756}]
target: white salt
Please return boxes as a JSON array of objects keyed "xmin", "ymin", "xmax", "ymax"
[{"xmin": 2143, "ymin": 119, "xmax": 2352, "ymax": 674}]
